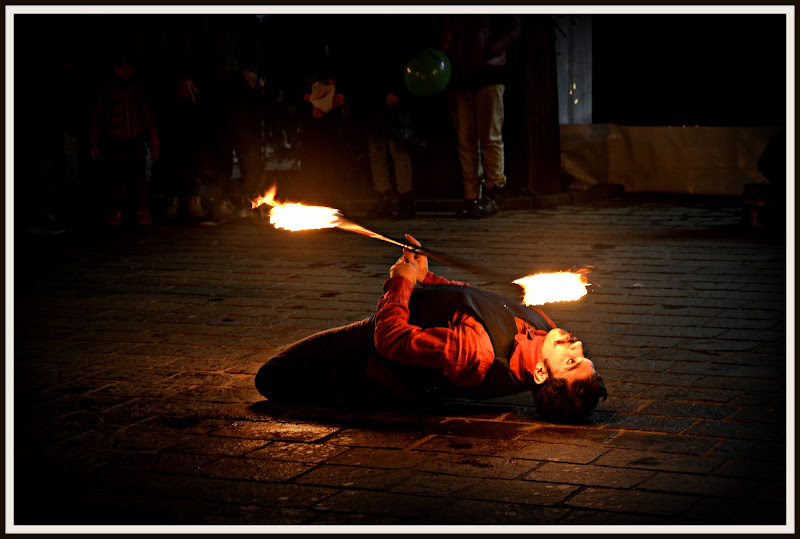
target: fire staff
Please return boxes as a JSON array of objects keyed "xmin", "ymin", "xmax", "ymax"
[{"xmin": 255, "ymin": 235, "xmax": 607, "ymax": 423}]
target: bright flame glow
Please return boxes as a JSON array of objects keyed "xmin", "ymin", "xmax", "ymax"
[
  {"xmin": 251, "ymin": 186, "xmax": 342, "ymax": 231},
  {"xmin": 513, "ymin": 272, "xmax": 590, "ymax": 305}
]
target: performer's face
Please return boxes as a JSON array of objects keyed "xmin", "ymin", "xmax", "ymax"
[{"xmin": 540, "ymin": 328, "xmax": 596, "ymax": 385}]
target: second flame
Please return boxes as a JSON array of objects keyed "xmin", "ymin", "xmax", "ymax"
[{"xmin": 513, "ymin": 272, "xmax": 590, "ymax": 305}]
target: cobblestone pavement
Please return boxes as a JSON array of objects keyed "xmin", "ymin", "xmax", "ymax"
[{"xmin": 12, "ymin": 194, "xmax": 789, "ymax": 530}]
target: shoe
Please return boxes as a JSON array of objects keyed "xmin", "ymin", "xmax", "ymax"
[
  {"xmin": 183, "ymin": 196, "xmax": 205, "ymax": 219},
  {"xmin": 200, "ymin": 199, "xmax": 234, "ymax": 226},
  {"xmin": 458, "ymin": 196, "xmax": 498, "ymax": 219},
  {"xmin": 161, "ymin": 197, "xmax": 179, "ymax": 220},
  {"xmin": 485, "ymin": 185, "xmax": 507, "ymax": 210},
  {"xmin": 370, "ymin": 190, "xmax": 395, "ymax": 218},
  {"xmin": 107, "ymin": 210, "xmax": 124, "ymax": 226},
  {"xmin": 136, "ymin": 210, "xmax": 152, "ymax": 226},
  {"xmin": 28, "ymin": 211, "xmax": 66, "ymax": 235},
  {"xmin": 396, "ymin": 191, "xmax": 416, "ymax": 219}
]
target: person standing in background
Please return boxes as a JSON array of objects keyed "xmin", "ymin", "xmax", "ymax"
[{"xmin": 442, "ymin": 15, "xmax": 522, "ymax": 219}]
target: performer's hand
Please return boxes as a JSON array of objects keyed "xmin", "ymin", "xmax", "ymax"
[
  {"xmin": 390, "ymin": 256, "xmax": 419, "ymax": 284},
  {"xmin": 402, "ymin": 234, "xmax": 428, "ymax": 285}
]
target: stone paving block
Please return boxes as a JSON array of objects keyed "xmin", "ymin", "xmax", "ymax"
[
  {"xmin": 78, "ymin": 424, "xmax": 193, "ymax": 453},
  {"xmin": 634, "ymin": 385, "xmax": 741, "ymax": 403},
  {"xmin": 692, "ymin": 375, "xmax": 783, "ymax": 392},
  {"xmin": 518, "ymin": 425, "xmax": 617, "ymax": 446},
  {"xmin": 295, "ymin": 464, "xmax": 413, "ymax": 490},
  {"xmin": 602, "ymin": 382, "xmax": 648, "ymax": 397},
  {"xmin": 412, "ymin": 454, "xmax": 539, "ymax": 479},
  {"xmin": 192, "ymin": 456, "xmax": 312, "ymax": 482},
  {"xmin": 594, "ymin": 448, "xmax": 724, "ymax": 474},
  {"xmin": 100, "ymin": 450, "xmax": 218, "ymax": 474},
  {"xmin": 557, "ymin": 508, "xmax": 675, "ymax": 525},
  {"xmin": 604, "ymin": 431, "xmax": 717, "ymax": 454},
  {"xmin": 638, "ymin": 471, "xmax": 781, "ymax": 501},
  {"xmin": 523, "ymin": 462, "xmax": 654, "ymax": 489},
  {"xmin": 326, "ymin": 447, "xmax": 428, "ymax": 469},
  {"xmin": 456, "ymin": 477, "xmax": 578, "ymax": 506},
  {"xmin": 388, "ymin": 471, "xmax": 480, "ymax": 497},
  {"xmin": 245, "ymin": 440, "xmax": 351, "ymax": 463},
  {"xmin": 196, "ymin": 505, "xmax": 317, "ymax": 525},
  {"xmin": 427, "ymin": 418, "xmax": 536, "ymax": 440},
  {"xmin": 685, "ymin": 419, "xmax": 784, "ymax": 441},
  {"xmin": 306, "ymin": 511, "xmax": 407, "ymax": 525},
  {"xmin": 505, "ymin": 441, "xmax": 608, "ymax": 464},
  {"xmin": 603, "ymin": 414, "xmax": 696, "ymax": 434},
  {"xmin": 707, "ymin": 439, "xmax": 786, "ymax": 461},
  {"xmin": 211, "ymin": 420, "xmax": 340, "ymax": 442},
  {"xmin": 592, "ymin": 358, "xmax": 676, "ymax": 375},
  {"xmin": 164, "ymin": 434, "xmax": 269, "ymax": 456},
  {"xmin": 596, "ymin": 396, "xmax": 649, "ymax": 414},
  {"xmin": 313, "ymin": 490, "xmax": 449, "ymax": 519},
  {"xmin": 682, "ymin": 498, "xmax": 786, "ymax": 525},
  {"xmin": 413, "ymin": 435, "xmax": 530, "ymax": 456},
  {"xmin": 622, "ymin": 372, "xmax": 702, "ymax": 387},
  {"xmin": 670, "ymin": 363, "xmax": 783, "ymax": 378},
  {"xmin": 325, "ymin": 428, "xmax": 435, "ymax": 449},
  {"xmin": 202, "ymin": 479, "xmax": 339, "ymax": 512},
  {"xmin": 564, "ymin": 487, "xmax": 699, "ymax": 517},
  {"xmin": 637, "ymin": 401, "xmax": 738, "ymax": 419}
]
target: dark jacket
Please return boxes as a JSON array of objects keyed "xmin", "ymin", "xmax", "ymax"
[
  {"xmin": 168, "ymin": 15, "xmax": 259, "ymax": 87},
  {"xmin": 442, "ymin": 15, "xmax": 522, "ymax": 89},
  {"xmin": 89, "ymin": 78, "xmax": 158, "ymax": 148},
  {"xmin": 409, "ymin": 284, "xmax": 554, "ymax": 398}
]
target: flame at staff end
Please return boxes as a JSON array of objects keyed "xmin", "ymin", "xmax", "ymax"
[
  {"xmin": 251, "ymin": 186, "xmax": 343, "ymax": 231},
  {"xmin": 513, "ymin": 272, "xmax": 590, "ymax": 305}
]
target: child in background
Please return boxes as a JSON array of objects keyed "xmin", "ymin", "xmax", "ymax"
[{"xmin": 90, "ymin": 52, "xmax": 159, "ymax": 226}]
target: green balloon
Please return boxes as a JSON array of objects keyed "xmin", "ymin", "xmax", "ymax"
[{"xmin": 403, "ymin": 49, "xmax": 452, "ymax": 97}]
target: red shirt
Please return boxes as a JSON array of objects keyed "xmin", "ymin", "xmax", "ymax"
[{"xmin": 374, "ymin": 272, "xmax": 555, "ymax": 388}]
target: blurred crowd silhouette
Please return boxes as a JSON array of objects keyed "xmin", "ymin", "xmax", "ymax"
[{"xmin": 15, "ymin": 14, "xmax": 475, "ymax": 234}]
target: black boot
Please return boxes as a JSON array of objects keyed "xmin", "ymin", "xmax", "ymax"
[
  {"xmin": 396, "ymin": 191, "xmax": 416, "ymax": 219},
  {"xmin": 485, "ymin": 184, "xmax": 507, "ymax": 210},
  {"xmin": 459, "ymin": 196, "xmax": 498, "ymax": 219},
  {"xmin": 370, "ymin": 190, "xmax": 395, "ymax": 218}
]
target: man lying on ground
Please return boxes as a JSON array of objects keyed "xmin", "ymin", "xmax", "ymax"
[{"xmin": 255, "ymin": 234, "xmax": 607, "ymax": 423}]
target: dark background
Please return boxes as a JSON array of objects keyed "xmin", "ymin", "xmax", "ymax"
[
  {"xmin": 12, "ymin": 13, "xmax": 788, "ymax": 215},
  {"xmin": 591, "ymin": 14, "xmax": 786, "ymax": 126}
]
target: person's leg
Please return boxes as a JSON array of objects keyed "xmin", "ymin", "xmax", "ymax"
[
  {"xmin": 104, "ymin": 142, "xmax": 127, "ymax": 225},
  {"xmin": 474, "ymin": 83, "xmax": 506, "ymax": 191},
  {"xmin": 126, "ymin": 142, "xmax": 150, "ymax": 221},
  {"xmin": 448, "ymin": 90, "xmax": 481, "ymax": 201},
  {"xmin": 255, "ymin": 317, "xmax": 377, "ymax": 404},
  {"xmin": 366, "ymin": 132, "xmax": 393, "ymax": 194},
  {"xmin": 230, "ymin": 90, "xmax": 264, "ymax": 206},
  {"xmin": 387, "ymin": 137, "xmax": 413, "ymax": 195},
  {"xmin": 387, "ymin": 136, "xmax": 415, "ymax": 219}
]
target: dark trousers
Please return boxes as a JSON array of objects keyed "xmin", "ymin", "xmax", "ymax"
[
  {"xmin": 169, "ymin": 78, "xmax": 263, "ymax": 204},
  {"xmin": 255, "ymin": 317, "xmax": 380, "ymax": 405},
  {"xmin": 104, "ymin": 139, "xmax": 149, "ymax": 213}
]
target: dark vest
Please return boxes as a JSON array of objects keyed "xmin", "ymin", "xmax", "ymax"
[{"xmin": 408, "ymin": 284, "xmax": 555, "ymax": 398}]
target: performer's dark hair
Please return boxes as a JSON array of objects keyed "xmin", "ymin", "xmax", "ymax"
[{"xmin": 532, "ymin": 366, "xmax": 608, "ymax": 423}]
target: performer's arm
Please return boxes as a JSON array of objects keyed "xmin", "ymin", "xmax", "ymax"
[{"xmin": 374, "ymin": 269, "xmax": 493, "ymax": 387}]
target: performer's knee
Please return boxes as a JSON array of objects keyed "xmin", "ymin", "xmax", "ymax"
[{"xmin": 255, "ymin": 360, "xmax": 291, "ymax": 401}]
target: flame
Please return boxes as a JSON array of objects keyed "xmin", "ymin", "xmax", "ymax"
[
  {"xmin": 513, "ymin": 272, "xmax": 590, "ymax": 305},
  {"xmin": 251, "ymin": 186, "xmax": 342, "ymax": 231}
]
